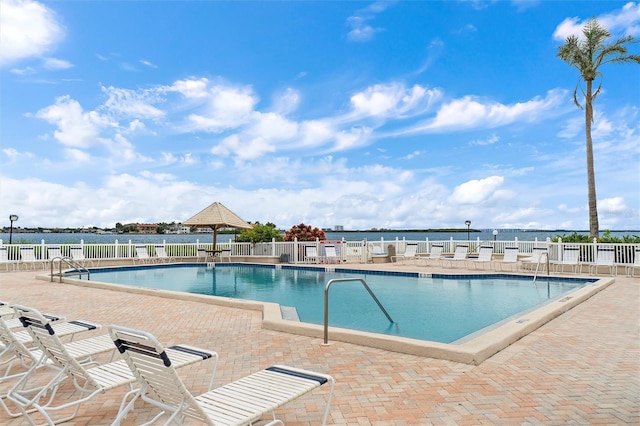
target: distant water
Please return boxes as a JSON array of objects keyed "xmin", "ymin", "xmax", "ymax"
[{"xmin": 1, "ymin": 230, "xmax": 637, "ymax": 245}]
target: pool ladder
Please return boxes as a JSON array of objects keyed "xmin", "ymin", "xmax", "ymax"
[
  {"xmin": 50, "ymin": 256, "xmax": 90, "ymax": 283},
  {"xmin": 532, "ymin": 252, "xmax": 550, "ymax": 283},
  {"xmin": 323, "ymin": 278, "xmax": 394, "ymax": 345}
]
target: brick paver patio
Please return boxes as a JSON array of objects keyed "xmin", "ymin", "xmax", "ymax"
[{"xmin": 0, "ymin": 266, "xmax": 638, "ymax": 425}]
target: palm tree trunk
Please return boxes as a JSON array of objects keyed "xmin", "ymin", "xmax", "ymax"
[{"xmin": 585, "ymin": 79, "xmax": 599, "ymax": 238}]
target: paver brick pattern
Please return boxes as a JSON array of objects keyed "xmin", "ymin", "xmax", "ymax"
[{"xmin": 0, "ymin": 268, "xmax": 637, "ymax": 425}]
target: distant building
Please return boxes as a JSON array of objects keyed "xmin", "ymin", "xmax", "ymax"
[
  {"xmin": 136, "ymin": 223, "xmax": 159, "ymax": 234},
  {"xmin": 334, "ymin": 225, "xmax": 344, "ymax": 231}
]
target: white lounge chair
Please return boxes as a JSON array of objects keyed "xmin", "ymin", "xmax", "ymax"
[
  {"xmin": 440, "ymin": 244, "xmax": 469, "ymax": 268},
  {"xmin": 19, "ymin": 247, "xmax": 46, "ymax": 271},
  {"xmin": 588, "ymin": 246, "xmax": 617, "ymax": 276},
  {"xmin": 626, "ymin": 246, "xmax": 640, "ymax": 277},
  {"xmin": 109, "ymin": 325, "xmax": 335, "ymax": 426},
  {"xmin": 0, "ymin": 310, "xmax": 113, "ymax": 418},
  {"xmin": 0, "ymin": 247, "xmax": 17, "ymax": 272},
  {"xmin": 154, "ymin": 245, "xmax": 171, "ymax": 263},
  {"xmin": 134, "ymin": 245, "xmax": 153, "ymax": 264},
  {"xmin": 520, "ymin": 247, "xmax": 549, "ymax": 271},
  {"xmin": 323, "ymin": 245, "xmax": 340, "ymax": 264},
  {"xmin": 468, "ymin": 245, "xmax": 494, "ymax": 270},
  {"xmin": 304, "ymin": 245, "xmax": 319, "ymax": 263},
  {"xmin": 70, "ymin": 247, "xmax": 95, "ymax": 267},
  {"xmin": 416, "ymin": 244, "xmax": 444, "ymax": 267},
  {"xmin": 7, "ymin": 306, "xmax": 218, "ymax": 425},
  {"xmin": 494, "ymin": 247, "xmax": 520, "ymax": 272},
  {"xmin": 391, "ymin": 243, "xmax": 418, "ymax": 264},
  {"xmin": 552, "ymin": 245, "xmax": 582, "ymax": 274}
]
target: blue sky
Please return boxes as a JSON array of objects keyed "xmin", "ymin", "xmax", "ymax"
[{"xmin": 1, "ymin": 0, "xmax": 639, "ymax": 231}]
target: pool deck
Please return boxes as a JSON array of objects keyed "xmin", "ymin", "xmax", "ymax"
[{"xmin": 1, "ymin": 263, "xmax": 638, "ymax": 425}]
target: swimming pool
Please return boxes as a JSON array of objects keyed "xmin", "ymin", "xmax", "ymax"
[{"xmin": 88, "ymin": 264, "xmax": 594, "ymax": 344}]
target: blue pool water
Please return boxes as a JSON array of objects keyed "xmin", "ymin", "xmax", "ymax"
[{"xmin": 89, "ymin": 264, "xmax": 593, "ymax": 344}]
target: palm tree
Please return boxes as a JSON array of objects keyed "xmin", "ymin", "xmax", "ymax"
[{"xmin": 557, "ymin": 18, "xmax": 639, "ymax": 238}]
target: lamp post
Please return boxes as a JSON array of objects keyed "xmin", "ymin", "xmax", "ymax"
[
  {"xmin": 9, "ymin": 214, "xmax": 18, "ymax": 244},
  {"xmin": 493, "ymin": 229, "xmax": 498, "ymax": 242},
  {"xmin": 465, "ymin": 220, "xmax": 471, "ymax": 241}
]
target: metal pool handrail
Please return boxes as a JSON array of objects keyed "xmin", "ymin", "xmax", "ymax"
[
  {"xmin": 49, "ymin": 256, "xmax": 90, "ymax": 283},
  {"xmin": 323, "ymin": 278, "xmax": 394, "ymax": 345}
]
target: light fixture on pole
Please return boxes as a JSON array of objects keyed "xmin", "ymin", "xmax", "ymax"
[
  {"xmin": 493, "ymin": 229, "xmax": 498, "ymax": 241},
  {"xmin": 9, "ymin": 214, "xmax": 18, "ymax": 244},
  {"xmin": 465, "ymin": 220, "xmax": 471, "ymax": 241}
]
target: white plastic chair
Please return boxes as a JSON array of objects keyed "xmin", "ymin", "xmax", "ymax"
[
  {"xmin": 494, "ymin": 247, "xmax": 520, "ymax": 271},
  {"xmin": 626, "ymin": 247, "xmax": 640, "ymax": 277},
  {"xmin": 391, "ymin": 243, "xmax": 418, "ymax": 264},
  {"xmin": 70, "ymin": 247, "xmax": 95, "ymax": 267},
  {"xmin": 304, "ymin": 245, "xmax": 319, "ymax": 263},
  {"xmin": 468, "ymin": 245, "xmax": 494, "ymax": 270},
  {"xmin": 416, "ymin": 244, "xmax": 444, "ymax": 266},
  {"xmin": 7, "ymin": 306, "xmax": 218, "ymax": 425},
  {"xmin": 589, "ymin": 246, "xmax": 617, "ymax": 276},
  {"xmin": 552, "ymin": 245, "xmax": 582, "ymax": 274},
  {"xmin": 0, "ymin": 247, "xmax": 17, "ymax": 272},
  {"xmin": 134, "ymin": 245, "xmax": 153, "ymax": 264},
  {"xmin": 110, "ymin": 325, "xmax": 334, "ymax": 426},
  {"xmin": 19, "ymin": 247, "xmax": 45, "ymax": 271},
  {"xmin": 440, "ymin": 244, "xmax": 469, "ymax": 268},
  {"xmin": 323, "ymin": 245, "xmax": 340, "ymax": 264}
]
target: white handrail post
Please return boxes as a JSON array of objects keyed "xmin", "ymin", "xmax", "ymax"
[
  {"xmin": 294, "ymin": 238, "xmax": 299, "ymax": 264},
  {"xmin": 41, "ymin": 239, "xmax": 45, "ymax": 260},
  {"xmin": 115, "ymin": 239, "xmax": 120, "ymax": 259}
]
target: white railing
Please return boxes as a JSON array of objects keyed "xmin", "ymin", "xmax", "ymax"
[{"xmin": 1, "ymin": 237, "xmax": 638, "ymax": 270}]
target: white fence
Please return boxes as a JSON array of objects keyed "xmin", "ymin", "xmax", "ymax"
[{"xmin": 1, "ymin": 237, "xmax": 639, "ymax": 269}]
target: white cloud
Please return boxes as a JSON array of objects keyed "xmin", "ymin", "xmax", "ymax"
[
  {"xmin": 405, "ymin": 89, "xmax": 566, "ymax": 134},
  {"xmin": 2, "ymin": 148, "xmax": 34, "ymax": 162},
  {"xmin": 186, "ymin": 84, "xmax": 258, "ymax": 132},
  {"xmin": 42, "ymin": 57, "xmax": 73, "ymax": 70},
  {"xmin": 346, "ymin": 1, "xmax": 392, "ymax": 42},
  {"xmin": 101, "ymin": 86, "xmax": 165, "ymax": 120},
  {"xmin": 349, "ymin": 83, "xmax": 441, "ymax": 119},
  {"xmin": 0, "ymin": 0, "xmax": 64, "ymax": 67},
  {"xmin": 470, "ymin": 134, "xmax": 500, "ymax": 146},
  {"xmin": 553, "ymin": 2, "xmax": 640, "ymax": 40},
  {"xmin": 35, "ymin": 96, "xmax": 113, "ymax": 148},
  {"xmin": 448, "ymin": 176, "xmax": 504, "ymax": 204},
  {"xmin": 139, "ymin": 59, "xmax": 158, "ymax": 68}
]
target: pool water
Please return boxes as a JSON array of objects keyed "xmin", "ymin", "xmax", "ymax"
[{"xmin": 90, "ymin": 264, "xmax": 591, "ymax": 344}]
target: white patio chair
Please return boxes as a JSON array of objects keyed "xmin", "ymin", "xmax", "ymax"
[
  {"xmin": 323, "ymin": 245, "xmax": 341, "ymax": 264},
  {"xmin": 304, "ymin": 245, "xmax": 319, "ymax": 263},
  {"xmin": 494, "ymin": 247, "xmax": 520, "ymax": 272},
  {"xmin": 134, "ymin": 245, "xmax": 153, "ymax": 264},
  {"xmin": 18, "ymin": 247, "xmax": 46, "ymax": 271},
  {"xmin": 391, "ymin": 243, "xmax": 418, "ymax": 264},
  {"xmin": 0, "ymin": 247, "xmax": 17, "ymax": 272},
  {"xmin": 588, "ymin": 246, "xmax": 617, "ymax": 276},
  {"xmin": 440, "ymin": 244, "xmax": 469, "ymax": 268},
  {"xmin": 552, "ymin": 245, "xmax": 582, "ymax": 274},
  {"xmin": 520, "ymin": 247, "xmax": 549, "ymax": 271},
  {"xmin": 154, "ymin": 245, "xmax": 171, "ymax": 263},
  {"xmin": 70, "ymin": 247, "xmax": 95, "ymax": 267},
  {"xmin": 416, "ymin": 243, "xmax": 444, "ymax": 267},
  {"xmin": 6, "ymin": 306, "xmax": 218, "ymax": 425},
  {"xmin": 468, "ymin": 245, "xmax": 494, "ymax": 270},
  {"xmin": 46, "ymin": 246, "xmax": 65, "ymax": 270},
  {"xmin": 0, "ymin": 310, "xmax": 113, "ymax": 418},
  {"xmin": 626, "ymin": 246, "xmax": 640, "ymax": 277},
  {"xmin": 109, "ymin": 325, "xmax": 335, "ymax": 426}
]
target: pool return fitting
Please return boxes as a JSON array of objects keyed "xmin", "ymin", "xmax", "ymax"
[{"xmin": 323, "ymin": 278, "xmax": 394, "ymax": 345}]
